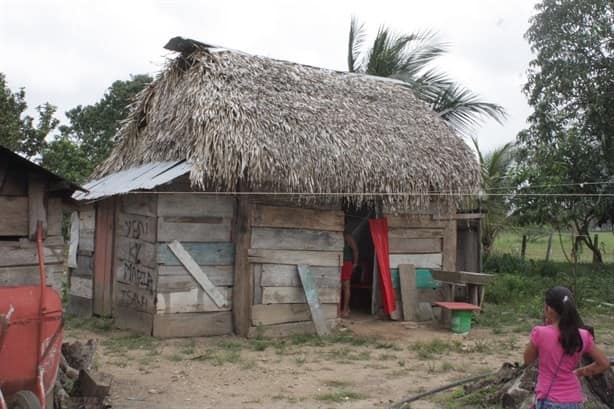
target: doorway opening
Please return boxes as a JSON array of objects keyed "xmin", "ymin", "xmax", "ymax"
[{"xmin": 342, "ymin": 202, "xmax": 376, "ymax": 315}]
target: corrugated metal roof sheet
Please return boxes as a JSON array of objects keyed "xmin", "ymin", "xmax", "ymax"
[{"xmin": 73, "ymin": 161, "xmax": 191, "ymax": 201}]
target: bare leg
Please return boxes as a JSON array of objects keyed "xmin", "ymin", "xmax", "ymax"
[{"xmin": 342, "ymin": 280, "xmax": 351, "ymax": 317}]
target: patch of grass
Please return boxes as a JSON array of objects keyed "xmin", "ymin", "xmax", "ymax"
[
  {"xmin": 378, "ymin": 353, "xmax": 397, "ymax": 361},
  {"xmin": 109, "ymin": 360, "xmax": 128, "ymax": 368},
  {"xmin": 295, "ymin": 356, "xmax": 307, "ymax": 365},
  {"xmin": 271, "ymin": 394, "xmax": 299, "ymax": 403},
  {"xmin": 101, "ymin": 333, "xmax": 159, "ymax": 355},
  {"xmin": 375, "ymin": 342, "xmax": 402, "ymax": 351},
  {"xmin": 249, "ymin": 339, "xmax": 269, "ymax": 351},
  {"xmin": 240, "ymin": 359, "xmax": 257, "ymax": 370},
  {"xmin": 327, "ymin": 348, "xmax": 371, "ymax": 362},
  {"xmin": 217, "ymin": 340, "xmax": 244, "ymax": 351},
  {"xmin": 65, "ymin": 315, "xmax": 114, "ymax": 333},
  {"xmin": 410, "ymin": 339, "xmax": 462, "ymax": 359},
  {"xmin": 180, "ymin": 339, "xmax": 196, "ymax": 356},
  {"xmin": 192, "ymin": 348, "xmax": 241, "ymax": 366},
  {"xmin": 314, "ymin": 390, "xmax": 365, "ymax": 402}
]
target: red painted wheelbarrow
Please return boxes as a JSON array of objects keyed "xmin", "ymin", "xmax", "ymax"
[{"xmin": 0, "ymin": 223, "xmax": 63, "ymax": 409}]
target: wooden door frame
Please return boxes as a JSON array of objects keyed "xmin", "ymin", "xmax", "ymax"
[{"xmin": 93, "ymin": 198, "xmax": 117, "ymax": 317}]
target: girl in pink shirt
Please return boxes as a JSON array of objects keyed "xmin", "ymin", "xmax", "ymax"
[{"xmin": 524, "ymin": 286, "xmax": 610, "ymax": 409}]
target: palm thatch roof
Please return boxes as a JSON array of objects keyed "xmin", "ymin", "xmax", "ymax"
[{"xmin": 94, "ymin": 37, "xmax": 480, "ymax": 210}]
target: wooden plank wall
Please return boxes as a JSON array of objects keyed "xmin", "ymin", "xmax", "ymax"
[
  {"xmin": 69, "ymin": 203, "xmax": 95, "ymax": 317},
  {"xmin": 153, "ymin": 194, "xmax": 235, "ymax": 338},
  {"xmin": 112, "ymin": 194, "xmax": 157, "ymax": 334},
  {"xmin": 0, "ymin": 166, "xmax": 66, "ymax": 295},
  {"xmin": 248, "ymin": 204, "xmax": 343, "ymax": 337},
  {"xmin": 385, "ymin": 209, "xmax": 454, "ymax": 316}
]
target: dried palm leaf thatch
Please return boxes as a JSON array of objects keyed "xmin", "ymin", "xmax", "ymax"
[{"xmin": 95, "ymin": 37, "xmax": 480, "ymax": 211}]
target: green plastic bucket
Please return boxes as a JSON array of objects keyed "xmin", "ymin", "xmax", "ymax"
[{"xmin": 451, "ymin": 310, "xmax": 473, "ymax": 334}]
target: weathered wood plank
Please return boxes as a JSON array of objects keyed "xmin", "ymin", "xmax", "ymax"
[
  {"xmin": 113, "ymin": 306, "xmax": 153, "ymax": 335},
  {"xmin": 153, "ymin": 311, "xmax": 233, "ymax": 338},
  {"xmin": 69, "ymin": 275, "xmax": 93, "ymax": 298},
  {"xmin": 157, "ymin": 242, "xmax": 235, "ymax": 266},
  {"xmin": 0, "ymin": 245, "xmax": 63, "ymax": 267},
  {"xmin": 114, "ymin": 282, "xmax": 155, "ymax": 313},
  {"xmin": 386, "ymin": 215, "xmax": 447, "ymax": 229},
  {"xmin": 246, "ymin": 319, "xmax": 337, "ymax": 339},
  {"xmin": 28, "ymin": 173, "xmax": 47, "ymax": 239},
  {"xmin": 389, "ymin": 253, "xmax": 442, "ymax": 269},
  {"xmin": 76, "ymin": 254, "xmax": 93, "ymax": 277},
  {"xmin": 79, "ymin": 205, "xmax": 96, "ymax": 229},
  {"xmin": 118, "ymin": 237, "xmax": 157, "ymax": 269},
  {"xmin": 68, "ymin": 211, "xmax": 79, "ymax": 268},
  {"xmin": 116, "ymin": 260, "xmax": 156, "ymax": 292},
  {"xmin": 260, "ymin": 264, "xmax": 340, "ymax": 288},
  {"xmin": 251, "ymin": 303, "xmax": 338, "ymax": 326},
  {"xmin": 79, "ymin": 230, "xmax": 95, "ymax": 253},
  {"xmin": 443, "ymin": 219, "xmax": 457, "ymax": 272},
  {"xmin": 157, "ymin": 217, "xmax": 231, "ymax": 243},
  {"xmin": 156, "ymin": 287, "xmax": 232, "ymax": 313},
  {"xmin": 389, "ymin": 238, "xmax": 442, "ymax": 254},
  {"xmin": 253, "ymin": 263, "xmax": 262, "ymax": 304},
  {"xmin": 298, "ymin": 264, "xmax": 330, "ymax": 336},
  {"xmin": 157, "ymin": 265, "xmax": 233, "ymax": 291},
  {"xmin": 388, "ymin": 228, "xmax": 445, "ymax": 239},
  {"xmin": 67, "ymin": 295, "xmax": 93, "ymax": 318},
  {"xmin": 118, "ymin": 212, "xmax": 156, "ymax": 242},
  {"xmin": 120, "ymin": 194, "xmax": 157, "ymax": 217},
  {"xmin": 261, "ymin": 287, "xmax": 340, "ymax": 304},
  {"xmin": 250, "ymin": 227, "xmax": 344, "ymax": 251},
  {"xmin": 157, "ymin": 195, "xmax": 234, "ymax": 218},
  {"xmin": 398, "ymin": 264, "xmax": 417, "ymax": 321},
  {"xmin": 167, "ymin": 240, "xmax": 228, "ymax": 308},
  {"xmin": 430, "ymin": 270, "xmax": 494, "ymax": 285},
  {"xmin": 248, "ymin": 249, "xmax": 341, "ymax": 267},
  {"xmin": 0, "ymin": 196, "xmax": 28, "ymax": 236},
  {"xmin": 47, "ymin": 198, "xmax": 63, "ymax": 237},
  {"xmin": 0, "ymin": 264, "xmax": 63, "ymax": 286},
  {"xmin": 252, "ymin": 205, "xmax": 344, "ymax": 232},
  {"xmin": 233, "ymin": 194, "xmax": 252, "ymax": 337}
]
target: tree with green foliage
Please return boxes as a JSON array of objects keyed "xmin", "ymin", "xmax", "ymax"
[
  {"xmin": 515, "ymin": 0, "xmax": 613, "ymax": 264},
  {"xmin": 0, "ymin": 73, "xmax": 59, "ymax": 158},
  {"xmin": 472, "ymin": 139, "xmax": 515, "ymax": 256},
  {"xmin": 42, "ymin": 74, "xmax": 152, "ymax": 182},
  {"xmin": 347, "ymin": 18, "xmax": 506, "ymax": 135}
]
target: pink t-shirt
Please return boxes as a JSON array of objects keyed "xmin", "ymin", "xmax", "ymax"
[{"xmin": 530, "ymin": 325, "xmax": 594, "ymax": 403}]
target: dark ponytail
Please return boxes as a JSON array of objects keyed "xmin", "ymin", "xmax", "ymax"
[{"xmin": 545, "ymin": 286, "xmax": 584, "ymax": 355}]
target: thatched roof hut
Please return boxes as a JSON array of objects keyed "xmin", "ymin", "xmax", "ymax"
[
  {"xmin": 95, "ymin": 37, "xmax": 479, "ymax": 209},
  {"xmin": 72, "ymin": 37, "xmax": 485, "ymax": 338}
]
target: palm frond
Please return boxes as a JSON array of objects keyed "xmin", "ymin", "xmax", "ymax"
[
  {"xmin": 348, "ymin": 17, "xmax": 366, "ymax": 73},
  {"xmin": 432, "ymin": 83, "xmax": 507, "ymax": 135}
]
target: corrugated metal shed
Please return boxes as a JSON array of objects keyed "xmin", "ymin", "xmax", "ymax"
[{"xmin": 73, "ymin": 161, "xmax": 191, "ymax": 201}]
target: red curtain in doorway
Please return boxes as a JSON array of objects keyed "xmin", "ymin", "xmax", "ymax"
[{"xmin": 369, "ymin": 218, "xmax": 396, "ymax": 315}]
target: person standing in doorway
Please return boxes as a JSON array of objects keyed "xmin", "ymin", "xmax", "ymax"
[{"xmin": 341, "ymin": 230, "xmax": 359, "ymax": 318}]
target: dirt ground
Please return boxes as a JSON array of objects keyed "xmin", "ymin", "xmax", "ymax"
[{"xmin": 64, "ymin": 312, "xmax": 614, "ymax": 409}]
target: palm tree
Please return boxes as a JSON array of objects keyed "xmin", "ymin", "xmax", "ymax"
[
  {"xmin": 348, "ymin": 18, "xmax": 506, "ymax": 135},
  {"xmin": 472, "ymin": 138, "xmax": 515, "ymax": 256}
]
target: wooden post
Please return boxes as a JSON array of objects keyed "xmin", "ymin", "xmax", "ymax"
[
  {"xmin": 592, "ymin": 234, "xmax": 599, "ymax": 265},
  {"xmin": 521, "ymin": 235, "xmax": 527, "ymax": 259},
  {"xmin": 545, "ymin": 232, "xmax": 553, "ymax": 262},
  {"xmin": 28, "ymin": 173, "xmax": 47, "ymax": 240},
  {"xmin": 232, "ymin": 192, "xmax": 252, "ymax": 337},
  {"xmin": 441, "ymin": 217, "xmax": 457, "ymax": 324}
]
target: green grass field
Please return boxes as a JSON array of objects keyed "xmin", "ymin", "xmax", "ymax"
[{"xmin": 492, "ymin": 230, "xmax": 614, "ymax": 263}]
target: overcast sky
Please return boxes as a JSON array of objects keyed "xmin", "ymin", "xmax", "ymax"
[{"xmin": 1, "ymin": 0, "xmax": 537, "ymax": 153}]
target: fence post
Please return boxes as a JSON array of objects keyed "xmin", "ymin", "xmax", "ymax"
[
  {"xmin": 521, "ymin": 235, "xmax": 528, "ymax": 259},
  {"xmin": 592, "ymin": 234, "xmax": 599, "ymax": 266},
  {"xmin": 545, "ymin": 232, "xmax": 553, "ymax": 262}
]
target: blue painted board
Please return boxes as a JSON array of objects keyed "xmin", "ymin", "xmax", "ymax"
[{"xmin": 158, "ymin": 242, "xmax": 235, "ymax": 265}]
